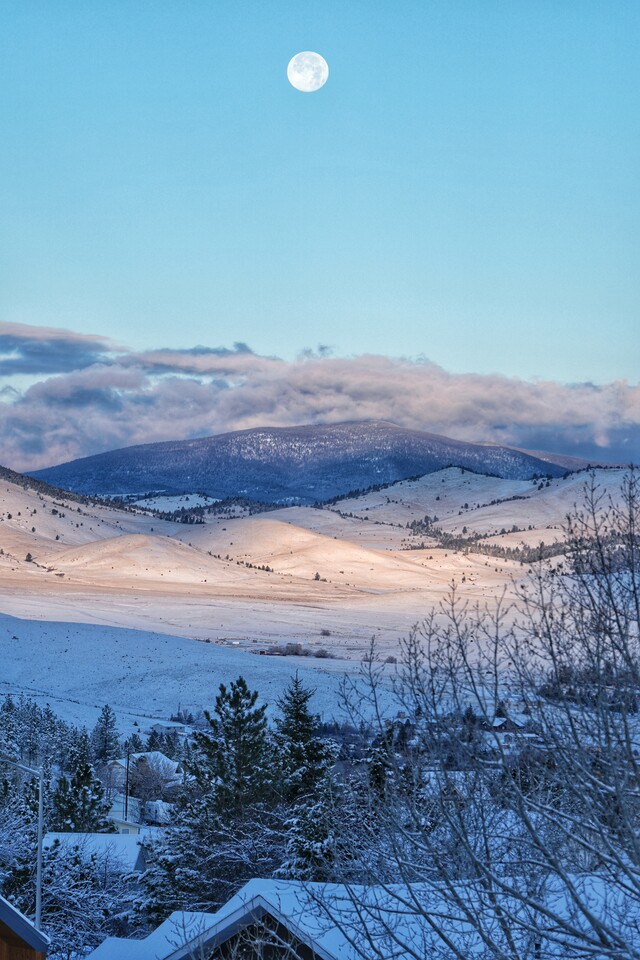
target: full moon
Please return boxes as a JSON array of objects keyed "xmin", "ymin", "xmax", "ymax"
[{"xmin": 287, "ymin": 51, "xmax": 329, "ymax": 93}]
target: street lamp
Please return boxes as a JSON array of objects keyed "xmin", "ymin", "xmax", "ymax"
[{"xmin": 0, "ymin": 755, "xmax": 44, "ymax": 930}]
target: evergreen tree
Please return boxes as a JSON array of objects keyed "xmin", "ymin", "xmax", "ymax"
[
  {"xmin": 139, "ymin": 677, "xmax": 280, "ymax": 918},
  {"xmin": 19, "ymin": 696, "xmax": 41, "ymax": 766},
  {"xmin": 163, "ymin": 729, "xmax": 180, "ymax": 759},
  {"xmin": 90, "ymin": 705, "xmax": 120, "ymax": 763},
  {"xmin": 274, "ymin": 673, "xmax": 336, "ymax": 804},
  {"xmin": 277, "ymin": 776, "xmax": 365, "ymax": 883},
  {"xmin": 39, "ymin": 705, "xmax": 58, "ymax": 760},
  {"xmin": 50, "ymin": 762, "xmax": 114, "ymax": 833},
  {"xmin": 0, "ymin": 695, "xmax": 19, "ymax": 760},
  {"xmin": 145, "ymin": 729, "xmax": 164, "ymax": 752},
  {"xmin": 67, "ymin": 728, "xmax": 92, "ymax": 773},
  {"xmin": 192, "ymin": 676, "xmax": 272, "ymax": 818},
  {"xmin": 124, "ymin": 732, "xmax": 145, "ymax": 754}
]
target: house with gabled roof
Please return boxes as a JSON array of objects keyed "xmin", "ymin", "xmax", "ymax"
[
  {"xmin": 83, "ymin": 873, "xmax": 638, "ymax": 960},
  {"xmin": 84, "ymin": 879, "xmax": 346, "ymax": 959}
]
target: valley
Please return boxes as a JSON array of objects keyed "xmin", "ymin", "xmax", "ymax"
[
  {"xmin": 0, "ymin": 443, "xmax": 629, "ymax": 725},
  {"xmin": 0, "ymin": 462, "xmax": 627, "ymax": 647}
]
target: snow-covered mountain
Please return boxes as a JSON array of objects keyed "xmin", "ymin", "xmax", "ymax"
[{"xmin": 29, "ymin": 420, "xmax": 569, "ymax": 503}]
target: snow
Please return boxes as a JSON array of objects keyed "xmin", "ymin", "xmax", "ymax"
[
  {"xmin": 113, "ymin": 750, "xmax": 179, "ymax": 768},
  {"xmin": 0, "ymin": 611, "xmax": 368, "ymax": 731},
  {"xmin": 0, "ymin": 466, "xmax": 630, "ymax": 728},
  {"xmin": 43, "ymin": 832, "xmax": 146, "ymax": 873}
]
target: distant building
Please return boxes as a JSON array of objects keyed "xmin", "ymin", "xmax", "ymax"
[{"xmin": 108, "ymin": 793, "xmax": 173, "ymax": 833}]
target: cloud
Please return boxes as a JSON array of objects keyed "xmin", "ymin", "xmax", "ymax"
[
  {"xmin": 0, "ymin": 325, "xmax": 638, "ymax": 471},
  {"xmin": 0, "ymin": 322, "xmax": 118, "ymax": 376},
  {"xmin": 126, "ymin": 342, "xmax": 260, "ymax": 375}
]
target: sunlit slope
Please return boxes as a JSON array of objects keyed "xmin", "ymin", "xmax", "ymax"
[
  {"xmin": 174, "ymin": 516, "xmax": 440, "ymax": 590},
  {"xmin": 0, "ymin": 464, "xmax": 632, "ymax": 654},
  {"xmin": 270, "ymin": 467, "xmax": 629, "ymax": 549},
  {"xmin": 37, "ymin": 534, "xmax": 231, "ymax": 583}
]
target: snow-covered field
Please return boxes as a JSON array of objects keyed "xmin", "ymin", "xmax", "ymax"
[
  {"xmin": 0, "ymin": 611, "xmax": 367, "ymax": 731},
  {"xmin": 0, "ymin": 466, "xmax": 629, "ymax": 725}
]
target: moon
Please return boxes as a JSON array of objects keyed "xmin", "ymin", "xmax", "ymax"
[{"xmin": 287, "ymin": 51, "xmax": 329, "ymax": 93}]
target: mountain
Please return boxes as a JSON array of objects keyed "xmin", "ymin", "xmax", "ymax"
[{"xmin": 29, "ymin": 421, "xmax": 570, "ymax": 504}]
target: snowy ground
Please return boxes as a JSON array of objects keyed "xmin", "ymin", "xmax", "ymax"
[
  {"xmin": 0, "ymin": 611, "xmax": 377, "ymax": 732},
  {"xmin": 0, "ymin": 466, "xmax": 629, "ymax": 725}
]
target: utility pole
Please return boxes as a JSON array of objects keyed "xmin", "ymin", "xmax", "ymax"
[
  {"xmin": 124, "ymin": 748, "xmax": 130, "ymax": 823},
  {"xmin": 0, "ymin": 755, "xmax": 44, "ymax": 930}
]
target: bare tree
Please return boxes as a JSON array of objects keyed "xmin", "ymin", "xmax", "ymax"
[
  {"xmin": 317, "ymin": 470, "xmax": 640, "ymax": 959},
  {"xmin": 129, "ymin": 754, "xmax": 176, "ymax": 822}
]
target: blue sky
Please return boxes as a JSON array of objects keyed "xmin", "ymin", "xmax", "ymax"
[
  {"xmin": 1, "ymin": 0, "xmax": 638, "ymax": 383},
  {"xmin": 0, "ymin": 1, "xmax": 639, "ymax": 470}
]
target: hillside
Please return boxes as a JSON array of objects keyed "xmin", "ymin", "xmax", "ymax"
[
  {"xmin": 29, "ymin": 421, "xmax": 569, "ymax": 503},
  {"xmin": 0, "ymin": 460, "xmax": 631, "ymax": 735},
  {"xmin": 1, "ymin": 458, "xmax": 629, "ymax": 660}
]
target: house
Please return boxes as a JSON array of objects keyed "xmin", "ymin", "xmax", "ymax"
[
  {"xmin": 0, "ymin": 894, "xmax": 49, "ymax": 960},
  {"xmin": 83, "ymin": 879, "xmax": 360, "ymax": 959},
  {"xmin": 83, "ymin": 874, "xmax": 640, "ymax": 960},
  {"xmin": 479, "ymin": 714, "xmax": 541, "ymax": 754},
  {"xmin": 109, "ymin": 793, "xmax": 174, "ymax": 833},
  {"xmin": 86, "ymin": 877, "xmax": 517, "ymax": 960},
  {"xmin": 102, "ymin": 752, "xmax": 183, "ymax": 794}
]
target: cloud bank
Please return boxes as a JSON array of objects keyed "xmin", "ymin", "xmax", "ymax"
[{"xmin": 1, "ymin": 322, "xmax": 638, "ymax": 472}]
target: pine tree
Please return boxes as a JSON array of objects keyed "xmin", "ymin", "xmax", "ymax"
[
  {"xmin": 192, "ymin": 676, "xmax": 272, "ymax": 818},
  {"xmin": 124, "ymin": 732, "xmax": 145, "ymax": 754},
  {"xmin": 139, "ymin": 677, "xmax": 280, "ymax": 918},
  {"xmin": 277, "ymin": 792, "xmax": 335, "ymax": 881},
  {"xmin": 163, "ymin": 729, "xmax": 180, "ymax": 759},
  {"xmin": 0, "ymin": 695, "xmax": 20, "ymax": 760},
  {"xmin": 90, "ymin": 705, "xmax": 120, "ymax": 763},
  {"xmin": 50, "ymin": 762, "xmax": 114, "ymax": 833},
  {"xmin": 274, "ymin": 673, "xmax": 336, "ymax": 804},
  {"xmin": 145, "ymin": 729, "xmax": 164, "ymax": 752},
  {"xmin": 39, "ymin": 705, "xmax": 58, "ymax": 760},
  {"xmin": 19, "ymin": 696, "xmax": 41, "ymax": 766},
  {"xmin": 277, "ymin": 776, "xmax": 364, "ymax": 882},
  {"xmin": 67, "ymin": 728, "xmax": 92, "ymax": 773}
]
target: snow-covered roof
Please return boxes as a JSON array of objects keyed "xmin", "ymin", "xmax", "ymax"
[
  {"xmin": 84, "ymin": 880, "xmax": 354, "ymax": 960},
  {"xmin": 0, "ymin": 893, "xmax": 50, "ymax": 952},
  {"xmin": 43, "ymin": 832, "xmax": 146, "ymax": 873},
  {"xmin": 84, "ymin": 874, "xmax": 640, "ymax": 960},
  {"xmin": 112, "ymin": 751, "xmax": 181, "ymax": 774}
]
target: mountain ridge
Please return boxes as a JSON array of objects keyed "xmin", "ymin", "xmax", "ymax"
[{"xmin": 29, "ymin": 420, "xmax": 572, "ymax": 504}]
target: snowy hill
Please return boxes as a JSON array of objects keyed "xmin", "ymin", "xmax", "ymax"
[
  {"xmin": 29, "ymin": 421, "xmax": 570, "ymax": 503},
  {"xmin": 0, "ymin": 462, "xmax": 629, "ymax": 658},
  {"xmin": 0, "ymin": 460, "xmax": 632, "ymax": 729}
]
